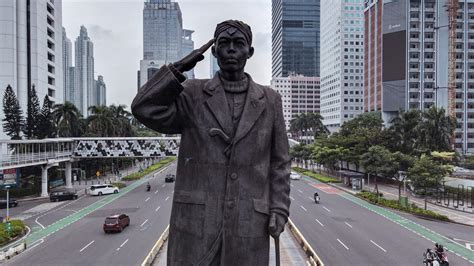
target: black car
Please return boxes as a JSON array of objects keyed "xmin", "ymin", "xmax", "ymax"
[
  {"xmin": 50, "ymin": 190, "xmax": 78, "ymax": 202},
  {"xmin": 165, "ymin": 174, "xmax": 175, "ymax": 183},
  {"xmin": 0, "ymin": 199, "xmax": 18, "ymax": 209}
]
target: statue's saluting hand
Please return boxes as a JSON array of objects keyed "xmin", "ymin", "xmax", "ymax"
[{"xmin": 173, "ymin": 39, "xmax": 215, "ymax": 72}]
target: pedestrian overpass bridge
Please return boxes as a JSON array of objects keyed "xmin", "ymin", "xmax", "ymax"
[{"xmin": 0, "ymin": 138, "xmax": 180, "ymax": 197}]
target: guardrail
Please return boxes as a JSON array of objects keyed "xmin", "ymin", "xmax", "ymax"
[
  {"xmin": 142, "ymin": 225, "xmax": 170, "ymax": 266},
  {"xmin": 287, "ymin": 218, "xmax": 324, "ymax": 266}
]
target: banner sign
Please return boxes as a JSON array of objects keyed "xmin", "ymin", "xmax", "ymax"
[{"xmin": 0, "ymin": 168, "xmax": 19, "ymax": 187}]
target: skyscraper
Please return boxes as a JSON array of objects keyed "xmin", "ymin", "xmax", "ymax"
[
  {"xmin": 63, "ymin": 27, "xmax": 74, "ymax": 103},
  {"xmin": 210, "ymin": 56, "xmax": 219, "ymax": 78},
  {"xmin": 272, "ymin": 0, "xmax": 320, "ymax": 78},
  {"xmin": 139, "ymin": 0, "xmax": 195, "ymax": 87},
  {"xmin": 320, "ymin": 0, "xmax": 365, "ymax": 133},
  {"xmin": 74, "ymin": 26, "xmax": 94, "ymax": 116},
  {"xmin": 0, "ymin": 0, "xmax": 64, "ymax": 138},
  {"xmin": 94, "ymin": 75, "xmax": 106, "ymax": 107}
]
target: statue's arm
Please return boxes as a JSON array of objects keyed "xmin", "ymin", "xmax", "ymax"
[
  {"xmin": 131, "ymin": 64, "xmax": 192, "ymax": 134},
  {"xmin": 269, "ymin": 94, "xmax": 291, "ymax": 219}
]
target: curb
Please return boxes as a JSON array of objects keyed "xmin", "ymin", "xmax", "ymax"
[
  {"xmin": 0, "ymin": 225, "xmax": 30, "ymax": 262},
  {"xmin": 17, "ymin": 196, "xmax": 49, "ymax": 203},
  {"xmin": 287, "ymin": 218, "xmax": 324, "ymax": 266},
  {"xmin": 142, "ymin": 225, "xmax": 169, "ymax": 266}
]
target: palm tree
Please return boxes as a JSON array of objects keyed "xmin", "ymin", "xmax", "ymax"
[
  {"xmin": 109, "ymin": 104, "xmax": 134, "ymax": 137},
  {"xmin": 416, "ymin": 107, "xmax": 456, "ymax": 152},
  {"xmin": 389, "ymin": 109, "xmax": 422, "ymax": 155},
  {"xmin": 52, "ymin": 101, "xmax": 84, "ymax": 137},
  {"xmin": 87, "ymin": 105, "xmax": 115, "ymax": 137},
  {"xmin": 290, "ymin": 113, "xmax": 328, "ymax": 142}
]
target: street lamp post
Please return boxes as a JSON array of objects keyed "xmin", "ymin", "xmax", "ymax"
[{"xmin": 5, "ymin": 185, "xmax": 10, "ymax": 223}]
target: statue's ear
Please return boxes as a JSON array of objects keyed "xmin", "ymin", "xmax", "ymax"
[
  {"xmin": 248, "ymin": 46, "xmax": 254, "ymax": 59},
  {"xmin": 211, "ymin": 46, "xmax": 217, "ymax": 57}
]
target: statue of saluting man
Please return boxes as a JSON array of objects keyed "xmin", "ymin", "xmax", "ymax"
[{"xmin": 132, "ymin": 20, "xmax": 291, "ymax": 266}]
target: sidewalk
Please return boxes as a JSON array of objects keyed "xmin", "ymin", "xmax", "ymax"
[{"xmin": 294, "ymin": 164, "xmax": 474, "ymax": 227}]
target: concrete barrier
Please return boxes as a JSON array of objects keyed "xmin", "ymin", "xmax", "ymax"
[
  {"xmin": 142, "ymin": 225, "xmax": 170, "ymax": 266},
  {"xmin": 287, "ymin": 218, "xmax": 324, "ymax": 266}
]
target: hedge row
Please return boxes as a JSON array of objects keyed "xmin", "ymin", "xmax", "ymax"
[
  {"xmin": 0, "ymin": 220, "xmax": 26, "ymax": 246},
  {"xmin": 111, "ymin": 182, "xmax": 126, "ymax": 189},
  {"xmin": 291, "ymin": 167, "xmax": 340, "ymax": 183},
  {"xmin": 356, "ymin": 191, "xmax": 450, "ymax": 222},
  {"xmin": 122, "ymin": 157, "xmax": 176, "ymax": 181}
]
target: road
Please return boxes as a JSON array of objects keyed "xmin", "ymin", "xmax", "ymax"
[
  {"xmin": 6, "ymin": 163, "xmax": 176, "ymax": 266},
  {"xmin": 289, "ymin": 176, "xmax": 474, "ymax": 266}
]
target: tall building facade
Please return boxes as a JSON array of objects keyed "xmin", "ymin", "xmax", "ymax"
[
  {"xmin": 74, "ymin": 25, "xmax": 94, "ymax": 116},
  {"xmin": 271, "ymin": 75, "xmax": 321, "ymax": 130},
  {"xmin": 365, "ymin": 0, "xmax": 474, "ymax": 154},
  {"xmin": 139, "ymin": 0, "xmax": 194, "ymax": 87},
  {"xmin": 320, "ymin": 0, "xmax": 365, "ymax": 132},
  {"xmin": 0, "ymin": 0, "xmax": 64, "ymax": 138},
  {"xmin": 94, "ymin": 75, "xmax": 106, "ymax": 107},
  {"xmin": 210, "ymin": 56, "xmax": 219, "ymax": 78},
  {"xmin": 62, "ymin": 27, "xmax": 73, "ymax": 103},
  {"xmin": 272, "ymin": 0, "xmax": 320, "ymax": 78}
]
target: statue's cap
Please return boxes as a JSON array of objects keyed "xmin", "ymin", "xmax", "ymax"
[{"xmin": 214, "ymin": 20, "xmax": 252, "ymax": 46}]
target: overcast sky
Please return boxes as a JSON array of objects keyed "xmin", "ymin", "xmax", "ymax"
[{"xmin": 63, "ymin": 0, "xmax": 272, "ymax": 108}]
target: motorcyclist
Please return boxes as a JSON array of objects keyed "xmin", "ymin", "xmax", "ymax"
[
  {"xmin": 314, "ymin": 192, "xmax": 320, "ymax": 203},
  {"xmin": 434, "ymin": 243, "xmax": 448, "ymax": 265},
  {"xmin": 146, "ymin": 182, "xmax": 151, "ymax": 191}
]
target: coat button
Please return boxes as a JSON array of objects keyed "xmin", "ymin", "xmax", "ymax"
[
  {"xmin": 227, "ymin": 201, "xmax": 235, "ymax": 209},
  {"xmin": 230, "ymin": 173, "xmax": 238, "ymax": 180}
]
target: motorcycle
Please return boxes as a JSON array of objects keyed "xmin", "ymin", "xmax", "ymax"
[
  {"xmin": 146, "ymin": 183, "xmax": 151, "ymax": 192},
  {"xmin": 423, "ymin": 248, "xmax": 449, "ymax": 266},
  {"xmin": 314, "ymin": 195, "xmax": 320, "ymax": 204}
]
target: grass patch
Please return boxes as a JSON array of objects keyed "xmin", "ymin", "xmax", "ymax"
[
  {"xmin": 292, "ymin": 167, "xmax": 340, "ymax": 183},
  {"xmin": 356, "ymin": 191, "xmax": 450, "ymax": 222},
  {"xmin": 0, "ymin": 220, "xmax": 27, "ymax": 246},
  {"xmin": 122, "ymin": 157, "xmax": 176, "ymax": 181},
  {"xmin": 111, "ymin": 182, "xmax": 126, "ymax": 189}
]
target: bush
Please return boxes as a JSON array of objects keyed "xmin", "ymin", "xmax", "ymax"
[
  {"xmin": 356, "ymin": 191, "xmax": 450, "ymax": 221},
  {"xmin": 122, "ymin": 157, "xmax": 176, "ymax": 181},
  {"xmin": 111, "ymin": 182, "xmax": 126, "ymax": 189},
  {"xmin": 292, "ymin": 167, "xmax": 340, "ymax": 183},
  {"xmin": 0, "ymin": 220, "xmax": 26, "ymax": 246}
]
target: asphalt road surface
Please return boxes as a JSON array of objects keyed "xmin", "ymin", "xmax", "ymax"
[
  {"xmin": 6, "ymin": 163, "xmax": 176, "ymax": 266},
  {"xmin": 289, "ymin": 175, "xmax": 474, "ymax": 266}
]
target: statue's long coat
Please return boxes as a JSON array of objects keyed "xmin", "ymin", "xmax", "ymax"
[{"xmin": 131, "ymin": 65, "xmax": 290, "ymax": 265}]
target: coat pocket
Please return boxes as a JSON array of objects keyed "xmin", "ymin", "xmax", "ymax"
[
  {"xmin": 239, "ymin": 198, "xmax": 270, "ymax": 237},
  {"xmin": 172, "ymin": 190, "xmax": 206, "ymax": 238}
]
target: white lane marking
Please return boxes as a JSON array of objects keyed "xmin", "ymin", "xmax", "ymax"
[
  {"xmin": 35, "ymin": 217, "xmax": 45, "ymax": 229},
  {"xmin": 337, "ymin": 238, "xmax": 349, "ymax": 250},
  {"xmin": 140, "ymin": 219, "xmax": 149, "ymax": 227},
  {"xmin": 300, "ymin": 205, "xmax": 307, "ymax": 212},
  {"xmin": 298, "ymin": 189, "xmax": 303, "ymax": 194},
  {"xmin": 145, "ymin": 197, "xmax": 150, "ymax": 202},
  {"xmin": 79, "ymin": 240, "xmax": 95, "ymax": 252},
  {"xmin": 162, "ymin": 184, "xmax": 166, "ymax": 188},
  {"xmin": 289, "ymin": 196, "xmax": 295, "ymax": 201},
  {"xmin": 370, "ymin": 240, "xmax": 387, "ymax": 253},
  {"xmin": 323, "ymin": 206, "xmax": 331, "ymax": 212},
  {"xmin": 344, "ymin": 222, "xmax": 353, "ymax": 228},
  {"xmin": 154, "ymin": 190, "xmax": 159, "ymax": 194},
  {"xmin": 117, "ymin": 239, "xmax": 129, "ymax": 251},
  {"xmin": 165, "ymin": 196, "xmax": 170, "ymax": 201},
  {"xmin": 29, "ymin": 238, "xmax": 44, "ymax": 250},
  {"xmin": 315, "ymin": 219, "xmax": 324, "ymax": 227},
  {"xmin": 155, "ymin": 206, "xmax": 161, "ymax": 212}
]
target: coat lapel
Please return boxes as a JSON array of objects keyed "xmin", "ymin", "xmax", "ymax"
[
  {"xmin": 233, "ymin": 76, "xmax": 266, "ymax": 145},
  {"xmin": 203, "ymin": 75, "xmax": 232, "ymax": 136}
]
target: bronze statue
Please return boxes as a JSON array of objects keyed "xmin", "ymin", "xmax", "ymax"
[{"xmin": 132, "ymin": 20, "xmax": 291, "ymax": 266}]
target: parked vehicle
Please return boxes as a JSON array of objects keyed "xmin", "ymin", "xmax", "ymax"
[
  {"xmin": 103, "ymin": 214, "xmax": 130, "ymax": 233},
  {"xmin": 290, "ymin": 172, "xmax": 301, "ymax": 180},
  {"xmin": 0, "ymin": 198, "xmax": 18, "ymax": 209},
  {"xmin": 50, "ymin": 190, "xmax": 78, "ymax": 202},
  {"xmin": 87, "ymin": 184, "xmax": 119, "ymax": 196},
  {"xmin": 165, "ymin": 174, "xmax": 175, "ymax": 183}
]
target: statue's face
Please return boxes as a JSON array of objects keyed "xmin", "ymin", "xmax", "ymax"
[{"xmin": 212, "ymin": 28, "xmax": 254, "ymax": 73}]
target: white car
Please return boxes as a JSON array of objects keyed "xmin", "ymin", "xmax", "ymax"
[
  {"xmin": 290, "ymin": 172, "xmax": 301, "ymax": 180},
  {"xmin": 87, "ymin": 184, "xmax": 119, "ymax": 196}
]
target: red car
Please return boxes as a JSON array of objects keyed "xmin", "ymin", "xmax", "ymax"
[{"xmin": 103, "ymin": 214, "xmax": 130, "ymax": 233}]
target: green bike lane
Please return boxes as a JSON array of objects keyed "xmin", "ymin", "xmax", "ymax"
[
  {"xmin": 301, "ymin": 174, "xmax": 474, "ymax": 263},
  {"xmin": 26, "ymin": 162, "xmax": 174, "ymax": 246}
]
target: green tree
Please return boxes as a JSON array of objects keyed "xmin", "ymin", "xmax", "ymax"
[
  {"xmin": 2, "ymin": 85, "xmax": 24, "ymax": 140},
  {"xmin": 416, "ymin": 107, "xmax": 456, "ymax": 153},
  {"xmin": 53, "ymin": 101, "xmax": 84, "ymax": 137},
  {"xmin": 361, "ymin": 145, "xmax": 398, "ymax": 199},
  {"xmin": 407, "ymin": 155, "xmax": 449, "ymax": 193},
  {"xmin": 110, "ymin": 104, "xmax": 134, "ymax": 137},
  {"xmin": 290, "ymin": 112, "xmax": 328, "ymax": 142},
  {"xmin": 86, "ymin": 105, "xmax": 115, "ymax": 137},
  {"xmin": 388, "ymin": 109, "xmax": 422, "ymax": 155},
  {"xmin": 23, "ymin": 85, "xmax": 41, "ymax": 139},
  {"xmin": 37, "ymin": 95, "xmax": 56, "ymax": 138}
]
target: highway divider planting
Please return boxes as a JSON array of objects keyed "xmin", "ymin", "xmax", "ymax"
[
  {"xmin": 292, "ymin": 167, "xmax": 340, "ymax": 183},
  {"xmin": 122, "ymin": 157, "xmax": 176, "ymax": 181},
  {"xmin": 110, "ymin": 182, "xmax": 126, "ymax": 189},
  {"xmin": 356, "ymin": 191, "xmax": 450, "ymax": 222},
  {"xmin": 0, "ymin": 220, "xmax": 26, "ymax": 247}
]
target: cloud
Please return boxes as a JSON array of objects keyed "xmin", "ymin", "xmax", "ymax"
[{"xmin": 87, "ymin": 24, "xmax": 116, "ymax": 41}]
